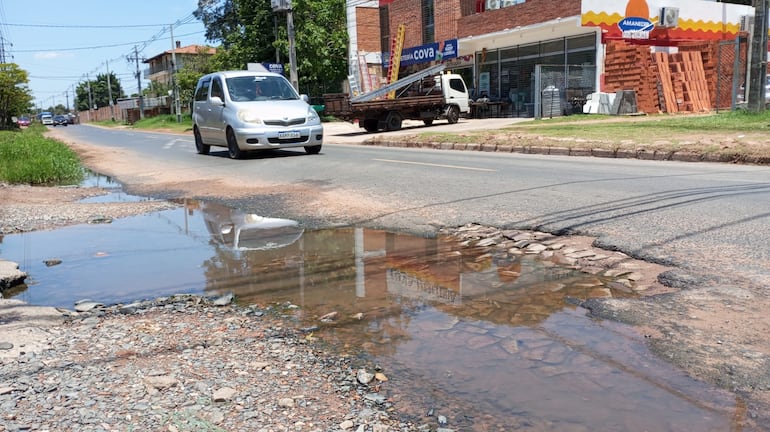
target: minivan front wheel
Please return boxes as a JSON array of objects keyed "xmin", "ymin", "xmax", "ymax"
[
  {"xmin": 304, "ymin": 144, "xmax": 322, "ymax": 155},
  {"xmin": 194, "ymin": 127, "xmax": 210, "ymax": 155},
  {"xmin": 226, "ymin": 128, "xmax": 243, "ymax": 159}
]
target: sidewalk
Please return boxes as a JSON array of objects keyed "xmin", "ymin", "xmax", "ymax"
[{"xmin": 323, "ymin": 117, "xmax": 530, "ymax": 144}]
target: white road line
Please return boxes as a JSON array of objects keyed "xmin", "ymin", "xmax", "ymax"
[
  {"xmin": 163, "ymin": 139, "xmax": 189, "ymax": 149},
  {"xmin": 373, "ymin": 158, "xmax": 496, "ymax": 172}
]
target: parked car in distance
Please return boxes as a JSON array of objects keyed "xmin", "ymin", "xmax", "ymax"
[
  {"xmin": 40, "ymin": 114, "xmax": 53, "ymax": 126},
  {"xmin": 53, "ymin": 115, "xmax": 68, "ymax": 126},
  {"xmin": 192, "ymin": 69, "xmax": 323, "ymax": 159},
  {"xmin": 17, "ymin": 117, "xmax": 30, "ymax": 127}
]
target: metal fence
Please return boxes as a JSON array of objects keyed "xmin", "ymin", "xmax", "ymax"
[
  {"xmin": 533, "ymin": 65, "xmax": 597, "ymax": 119},
  {"xmin": 715, "ymin": 36, "xmax": 748, "ymax": 111}
]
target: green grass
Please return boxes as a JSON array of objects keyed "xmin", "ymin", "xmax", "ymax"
[
  {"xmin": 0, "ymin": 125, "xmax": 85, "ymax": 185},
  {"xmin": 501, "ymin": 109, "xmax": 770, "ymax": 140},
  {"xmin": 131, "ymin": 114, "xmax": 193, "ymax": 132},
  {"xmin": 92, "ymin": 114, "xmax": 193, "ymax": 133}
]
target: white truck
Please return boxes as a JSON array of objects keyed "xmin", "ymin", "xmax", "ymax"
[{"xmin": 324, "ymin": 64, "xmax": 470, "ymax": 132}]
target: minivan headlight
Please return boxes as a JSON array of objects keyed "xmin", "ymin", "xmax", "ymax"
[
  {"xmin": 307, "ymin": 107, "xmax": 320, "ymax": 123},
  {"xmin": 238, "ymin": 110, "xmax": 263, "ymax": 124}
]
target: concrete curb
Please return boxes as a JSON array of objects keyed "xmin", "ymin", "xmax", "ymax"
[{"xmin": 361, "ymin": 140, "xmax": 744, "ymax": 164}]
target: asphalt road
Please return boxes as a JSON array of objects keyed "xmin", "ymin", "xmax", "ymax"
[{"xmin": 54, "ymin": 122, "xmax": 770, "ymax": 288}]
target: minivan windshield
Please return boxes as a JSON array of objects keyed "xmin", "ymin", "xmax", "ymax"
[{"xmin": 226, "ymin": 75, "xmax": 299, "ymax": 102}]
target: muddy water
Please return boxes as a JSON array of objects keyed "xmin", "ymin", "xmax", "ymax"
[{"xmin": 0, "ymin": 197, "xmax": 743, "ymax": 430}]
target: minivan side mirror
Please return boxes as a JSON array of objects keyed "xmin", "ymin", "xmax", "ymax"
[
  {"xmin": 300, "ymin": 94, "xmax": 310, "ymax": 104},
  {"xmin": 210, "ymin": 96, "xmax": 225, "ymax": 106}
]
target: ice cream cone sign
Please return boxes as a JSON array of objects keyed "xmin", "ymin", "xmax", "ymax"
[{"xmin": 625, "ymin": 0, "xmax": 649, "ymax": 19}]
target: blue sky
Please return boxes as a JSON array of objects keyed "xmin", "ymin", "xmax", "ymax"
[{"xmin": 0, "ymin": 0, "xmax": 209, "ymax": 110}]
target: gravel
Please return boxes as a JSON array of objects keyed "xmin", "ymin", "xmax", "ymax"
[{"xmin": 0, "ymin": 295, "xmax": 413, "ymax": 432}]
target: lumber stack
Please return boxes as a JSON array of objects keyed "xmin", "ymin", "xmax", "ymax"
[
  {"xmin": 604, "ymin": 40, "xmax": 717, "ymax": 114},
  {"xmin": 653, "ymin": 52, "xmax": 677, "ymax": 112},
  {"xmin": 668, "ymin": 51, "xmax": 711, "ymax": 112}
]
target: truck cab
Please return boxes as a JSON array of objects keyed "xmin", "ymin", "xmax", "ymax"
[{"xmin": 432, "ymin": 73, "xmax": 470, "ymax": 115}]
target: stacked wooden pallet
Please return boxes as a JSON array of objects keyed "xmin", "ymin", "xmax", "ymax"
[
  {"xmin": 653, "ymin": 52, "xmax": 677, "ymax": 112},
  {"xmin": 652, "ymin": 50, "xmax": 711, "ymax": 113}
]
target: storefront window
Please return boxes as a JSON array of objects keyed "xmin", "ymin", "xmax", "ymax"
[
  {"xmin": 541, "ymin": 38, "xmax": 565, "ymax": 56},
  {"xmin": 518, "ymin": 43, "xmax": 539, "ymax": 59},
  {"xmin": 474, "ymin": 33, "xmax": 597, "ymax": 117},
  {"xmin": 568, "ymin": 34, "xmax": 596, "ymax": 50}
]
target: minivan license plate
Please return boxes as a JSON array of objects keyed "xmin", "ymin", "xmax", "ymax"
[{"xmin": 278, "ymin": 131, "xmax": 301, "ymax": 139}]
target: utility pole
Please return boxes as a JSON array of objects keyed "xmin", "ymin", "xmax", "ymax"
[
  {"xmin": 272, "ymin": 0, "xmax": 298, "ymax": 91},
  {"xmin": 749, "ymin": 0, "xmax": 769, "ymax": 112},
  {"xmin": 106, "ymin": 60, "xmax": 115, "ymax": 121},
  {"xmin": 0, "ymin": 34, "xmax": 12, "ymax": 63},
  {"xmin": 287, "ymin": 7, "xmax": 299, "ymax": 92},
  {"xmin": 86, "ymin": 74, "xmax": 94, "ymax": 122},
  {"xmin": 274, "ymin": 15, "xmax": 280, "ymax": 64},
  {"xmin": 170, "ymin": 24, "xmax": 182, "ymax": 123},
  {"xmin": 130, "ymin": 45, "xmax": 145, "ymax": 120},
  {"xmin": 72, "ymin": 86, "xmax": 78, "ymax": 122}
]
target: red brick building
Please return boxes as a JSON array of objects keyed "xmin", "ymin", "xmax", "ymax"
[{"xmin": 346, "ymin": 0, "xmax": 755, "ymax": 116}]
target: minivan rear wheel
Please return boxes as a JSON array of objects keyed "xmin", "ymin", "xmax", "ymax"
[
  {"xmin": 226, "ymin": 128, "xmax": 243, "ymax": 159},
  {"xmin": 194, "ymin": 127, "xmax": 210, "ymax": 155}
]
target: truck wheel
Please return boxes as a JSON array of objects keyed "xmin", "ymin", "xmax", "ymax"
[
  {"xmin": 423, "ymin": 119, "xmax": 434, "ymax": 126},
  {"xmin": 446, "ymin": 106, "xmax": 460, "ymax": 124},
  {"xmin": 226, "ymin": 127, "xmax": 243, "ymax": 159},
  {"xmin": 385, "ymin": 111, "xmax": 403, "ymax": 131},
  {"xmin": 363, "ymin": 119, "xmax": 379, "ymax": 133}
]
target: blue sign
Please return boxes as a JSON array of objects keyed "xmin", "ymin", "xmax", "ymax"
[
  {"xmin": 382, "ymin": 39, "xmax": 459, "ymax": 69},
  {"xmin": 263, "ymin": 63, "xmax": 285, "ymax": 74},
  {"xmin": 618, "ymin": 17, "xmax": 653, "ymax": 39},
  {"xmin": 441, "ymin": 39, "xmax": 458, "ymax": 60}
]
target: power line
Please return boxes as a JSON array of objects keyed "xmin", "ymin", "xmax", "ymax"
[
  {"xmin": 12, "ymin": 30, "xmax": 205, "ymax": 53},
  {"xmin": 0, "ymin": 21, "xmax": 199, "ymax": 29}
]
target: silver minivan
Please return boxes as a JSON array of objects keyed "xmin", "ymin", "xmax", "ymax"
[{"xmin": 192, "ymin": 70, "xmax": 323, "ymax": 159}]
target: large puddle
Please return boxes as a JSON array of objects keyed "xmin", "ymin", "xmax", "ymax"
[{"xmin": 0, "ymin": 181, "xmax": 744, "ymax": 430}]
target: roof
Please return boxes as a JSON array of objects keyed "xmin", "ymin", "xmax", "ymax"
[{"xmin": 144, "ymin": 45, "xmax": 217, "ymax": 63}]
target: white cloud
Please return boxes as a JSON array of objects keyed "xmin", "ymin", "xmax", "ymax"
[{"xmin": 34, "ymin": 52, "xmax": 75, "ymax": 60}]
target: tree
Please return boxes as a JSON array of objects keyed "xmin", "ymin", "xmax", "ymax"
[
  {"xmin": 75, "ymin": 73, "xmax": 125, "ymax": 111},
  {"xmin": 195, "ymin": 0, "xmax": 348, "ymax": 97},
  {"xmin": 0, "ymin": 63, "xmax": 34, "ymax": 128},
  {"xmin": 175, "ymin": 47, "xmax": 218, "ymax": 111},
  {"xmin": 195, "ymin": 0, "xmax": 276, "ymax": 70},
  {"xmin": 274, "ymin": 0, "xmax": 348, "ymax": 97}
]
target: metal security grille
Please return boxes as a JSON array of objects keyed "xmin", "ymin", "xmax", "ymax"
[{"xmin": 533, "ymin": 65, "xmax": 597, "ymax": 119}]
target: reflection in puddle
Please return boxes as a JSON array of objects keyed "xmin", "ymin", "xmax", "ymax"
[
  {"xmin": 78, "ymin": 171, "xmax": 156, "ymax": 203},
  {"xmin": 199, "ymin": 200, "xmax": 303, "ymax": 251},
  {"xmin": 0, "ymin": 199, "xmax": 742, "ymax": 430}
]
